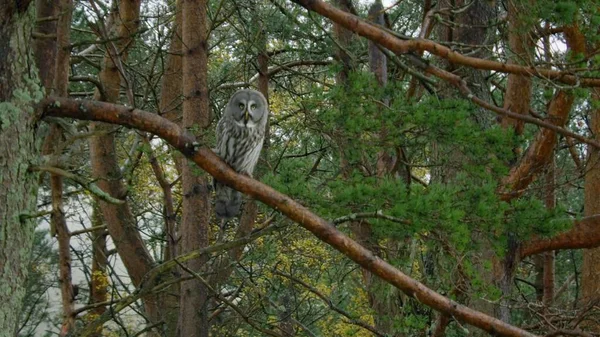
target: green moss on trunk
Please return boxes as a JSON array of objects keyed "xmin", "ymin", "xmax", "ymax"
[{"xmin": 0, "ymin": 3, "xmax": 43, "ymax": 336}]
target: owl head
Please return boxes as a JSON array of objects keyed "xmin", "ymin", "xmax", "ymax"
[{"xmin": 226, "ymin": 89, "xmax": 268, "ymax": 128}]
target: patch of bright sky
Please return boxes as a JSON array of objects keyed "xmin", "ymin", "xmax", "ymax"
[{"xmin": 359, "ymin": 0, "xmax": 397, "ymax": 6}]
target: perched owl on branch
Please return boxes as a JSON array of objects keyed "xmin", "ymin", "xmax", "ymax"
[{"xmin": 214, "ymin": 89, "xmax": 268, "ymax": 219}]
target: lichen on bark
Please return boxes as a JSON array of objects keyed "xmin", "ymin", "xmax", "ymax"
[{"xmin": 0, "ymin": 3, "xmax": 45, "ymax": 337}]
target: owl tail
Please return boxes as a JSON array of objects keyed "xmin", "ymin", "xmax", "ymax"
[{"xmin": 214, "ymin": 181, "xmax": 242, "ymax": 219}]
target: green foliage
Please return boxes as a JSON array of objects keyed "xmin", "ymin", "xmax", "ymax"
[
  {"xmin": 268, "ymin": 71, "xmax": 568, "ymax": 251},
  {"xmin": 260, "ymin": 62, "xmax": 581, "ymax": 334}
]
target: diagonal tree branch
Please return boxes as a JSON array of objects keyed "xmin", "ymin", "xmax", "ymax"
[
  {"xmin": 499, "ymin": 90, "xmax": 574, "ymax": 201},
  {"xmin": 288, "ymin": 0, "xmax": 600, "ymax": 87},
  {"xmin": 43, "ymin": 96, "xmax": 538, "ymax": 337}
]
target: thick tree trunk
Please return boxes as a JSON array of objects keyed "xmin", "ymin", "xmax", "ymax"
[
  {"xmin": 33, "ymin": 0, "xmax": 57, "ymax": 92},
  {"xmin": 36, "ymin": 0, "xmax": 74, "ymax": 333},
  {"xmin": 581, "ymin": 87, "xmax": 600, "ymax": 320},
  {"xmin": 0, "ymin": 2, "xmax": 43, "ymax": 336},
  {"xmin": 160, "ymin": 0, "xmax": 183, "ymax": 123},
  {"xmin": 434, "ymin": 0, "xmax": 505, "ymax": 325},
  {"xmin": 368, "ymin": 0, "xmax": 393, "ymax": 180},
  {"xmin": 178, "ymin": 1, "xmax": 211, "ymax": 336},
  {"xmin": 500, "ymin": 0, "xmax": 534, "ymax": 135},
  {"xmin": 437, "ymin": 0, "xmax": 495, "ymax": 126},
  {"xmin": 333, "ymin": 0, "xmax": 355, "ymax": 84},
  {"xmin": 54, "ymin": 0, "xmax": 71, "ymax": 97},
  {"xmin": 87, "ymin": 0, "xmax": 165, "ymax": 331},
  {"xmin": 433, "ymin": 0, "xmax": 496, "ymax": 182}
]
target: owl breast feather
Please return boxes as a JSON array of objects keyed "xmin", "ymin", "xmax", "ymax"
[{"xmin": 216, "ymin": 119, "xmax": 265, "ymax": 176}]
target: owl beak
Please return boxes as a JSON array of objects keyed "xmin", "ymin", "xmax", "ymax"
[{"xmin": 244, "ymin": 110, "xmax": 250, "ymax": 123}]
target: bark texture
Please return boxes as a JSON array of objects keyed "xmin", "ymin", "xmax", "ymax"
[
  {"xmin": 33, "ymin": 0, "xmax": 58, "ymax": 92},
  {"xmin": 179, "ymin": 0, "xmax": 211, "ymax": 336},
  {"xmin": 500, "ymin": 0, "xmax": 535, "ymax": 134},
  {"xmin": 54, "ymin": 0, "xmax": 71, "ymax": 97},
  {"xmin": 500, "ymin": 23, "xmax": 583, "ymax": 201},
  {"xmin": 37, "ymin": 0, "xmax": 74, "ymax": 333},
  {"xmin": 437, "ymin": 0, "xmax": 495, "ymax": 120},
  {"xmin": 54, "ymin": 174, "xmax": 74, "ymax": 336},
  {"xmin": 0, "ymin": 2, "xmax": 42, "ymax": 336},
  {"xmin": 160, "ymin": 0, "xmax": 183, "ymax": 123},
  {"xmin": 581, "ymin": 88, "xmax": 600, "ymax": 312},
  {"xmin": 332, "ymin": 0, "xmax": 355, "ymax": 84}
]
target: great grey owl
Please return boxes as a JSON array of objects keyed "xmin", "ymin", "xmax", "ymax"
[{"xmin": 214, "ymin": 89, "xmax": 268, "ymax": 219}]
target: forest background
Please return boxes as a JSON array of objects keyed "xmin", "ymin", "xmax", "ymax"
[{"xmin": 2, "ymin": 0, "xmax": 600, "ymax": 336}]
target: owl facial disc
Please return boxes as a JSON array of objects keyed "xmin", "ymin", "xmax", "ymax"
[{"xmin": 234, "ymin": 98, "xmax": 261, "ymax": 128}]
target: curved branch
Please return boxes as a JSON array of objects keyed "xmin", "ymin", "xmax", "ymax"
[
  {"xmin": 289, "ymin": 0, "xmax": 600, "ymax": 87},
  {"xmin": 69, "ymin": 76, "xmax": 106, "ymax": 99},
  {"xmin": 43, "ymin": 96, "xmax": 537, "ymax": 337},
  {"xmin": 499, "ymin": 91, "xmax": 575, "ymax": 201},
  {"xmin": 424, "ymin": 61, "xmax": 600, "ymax": 149},
  {"xmin": 520, "ymin": 215, "xmax": 600, "ymax": 258}
]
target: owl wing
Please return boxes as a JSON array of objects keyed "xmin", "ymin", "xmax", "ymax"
[
  {"xmin": 214, "ymin": 117, "xmax": 226, "ymax": 156},
  {"xmin": 238, "ymin": 139, "xmax": 264, "ymax": 176}
]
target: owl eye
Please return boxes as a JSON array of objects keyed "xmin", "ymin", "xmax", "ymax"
[
  {"xmin": 250, "ymin": 103, "xmax": 257, "ymax": 111},
  {"xmin": 238, "ymin": 103, "xmax": 245, "ymax": 110}
]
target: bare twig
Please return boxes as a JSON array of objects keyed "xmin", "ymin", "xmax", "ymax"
[
  {"xmin": 273, "ymin": 269, "xmax": 387, "ymax": 337},
  {"xmin": 30, "ymin": 165, "xmax": 125, "ymax": 204},
  {"xmin": 176, "ymin": 261, "xmax": 286, "ymax": 337}
]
